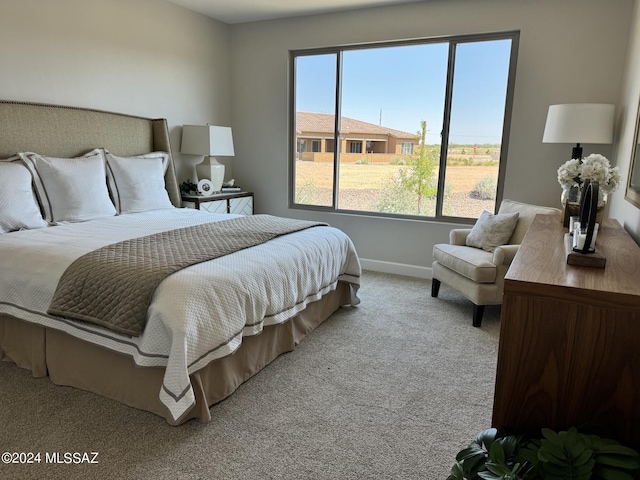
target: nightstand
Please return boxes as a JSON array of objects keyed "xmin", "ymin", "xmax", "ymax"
[{"xmin": 181, "ymin": 191, "xmax": 253, "ymax": 215}]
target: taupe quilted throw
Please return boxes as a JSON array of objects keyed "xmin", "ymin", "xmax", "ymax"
[{"xmin": 48, "ymin": 215, "xmax": 327, "ymax": 337}]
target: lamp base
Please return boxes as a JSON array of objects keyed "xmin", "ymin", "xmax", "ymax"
[
  {"xmin": 185, "ymin": 156, "xmax": 205, "ymax": 184},
  {"xmin": 197, "ymin": 157, "xmax": 225, "ymax": 192},
  {"xmin": 572, "ymin": 143, "xmax": 582, "ymax": 160}
]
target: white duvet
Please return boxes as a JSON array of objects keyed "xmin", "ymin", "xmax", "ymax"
[{"xmin": 0, "ymin": 208, "xmax": 361, "ymax": 421}]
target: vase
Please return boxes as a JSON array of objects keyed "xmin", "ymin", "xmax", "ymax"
[{"xmin": 561, "ymin": 186, "xmax": 606, "ymax": 228}]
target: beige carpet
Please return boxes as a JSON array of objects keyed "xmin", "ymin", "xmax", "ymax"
[{"xmin": 0, "ymin": 271, "xmax": 501, "ymax": 480}]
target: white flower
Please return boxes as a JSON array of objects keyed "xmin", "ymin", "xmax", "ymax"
[
  {"xmin": 557, "ymin": 154, "xmax": 620, "ymax": 195},
  {"xmin": 557, "ymin": 158, "xmax": 581, "ymax": 188},
  {"xmin": 605, "ymin": 166, "xmax": 621, "ymax": 194}
]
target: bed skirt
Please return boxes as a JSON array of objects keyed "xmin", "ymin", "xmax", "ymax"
[{"xmin": 0, "ymin": 281, "xmax": 351, "ymax": 425}]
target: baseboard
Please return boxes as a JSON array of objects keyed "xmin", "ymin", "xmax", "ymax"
[{"xmin": 359, "ymin": 258, "xmax": 432, "ymax": 279}]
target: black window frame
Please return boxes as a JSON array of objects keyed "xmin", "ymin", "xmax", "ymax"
[{"xmin": 289, "ymin": 30, "xmax": 520, "ymax": 224}]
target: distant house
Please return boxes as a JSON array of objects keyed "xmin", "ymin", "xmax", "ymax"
[{"xmin": 295, "ymin": 112, "xmax": 417, "ymax": 162}]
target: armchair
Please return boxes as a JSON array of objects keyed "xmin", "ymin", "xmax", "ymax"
[{"xmin": 431, "ymin": 199, "xmax": 561, "ymax": 327}]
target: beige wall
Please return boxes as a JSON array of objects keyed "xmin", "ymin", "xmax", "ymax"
[
  {"xmin": 1, "ymin": 0, "xmax": 637, "ymax": 275},
  {"xmin": 229, "ymin": 0, "xmax": 633, "ymax": 275},
  {"xmin": 0, "ymin": 0, "xmax": 231, "ymax": 182},
  {"xmin": 609, "ymin": 0, "xmax": 640, "ymax": 243}
]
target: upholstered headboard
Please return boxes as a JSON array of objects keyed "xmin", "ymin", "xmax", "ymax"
[{"xmin": 0, "ymin": 100, "xmax": 181, "ymax": 207}]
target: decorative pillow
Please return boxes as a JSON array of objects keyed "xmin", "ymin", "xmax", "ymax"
[
  {"xmin": 466, "ymin": 210, "xmax": 519, "ymax": 252},
  {"xmin": 103, "ymin": 150, "xmax": 174, "ymax": 214},
  {"xmin": 0, "ymin": 161, "xmax": 48, "ymax": 234},
  {"xmin": 18, "ymin": 151, "xmax": 116, "ymax": 224}
]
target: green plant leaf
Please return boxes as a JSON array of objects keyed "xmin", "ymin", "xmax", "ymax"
[
  {"xmin": 477, "ymin": 472, "xmax": 501, "ymax": 480},
  {"xmin": 485, "ymin": 462, "xmax": 510, "ymax": 475},
  {"xmin": 596, "ymin": 444, "xmax": 640, "ymax": 457},
  {"xmin": 447, "ymin": 461, "xmax": 465, "ymax": 480},
  {"xmin": 541, "ymin": 429, "xmax": 564, "ymax": 446},
  {"xmin": 573, "ymin": 449, "xmax": 594, "ymax": 467},
  {"xmin": 457, "ymin": 446, "xmax": 485, "ymax": 462},
  {"xmin": 541, "ymin": 460, "xmax": 571, "ymax": 476},
  {"xmin": 596, "ymin": 454, "xmax": 640, "ymax": 469},
  {"xmin": 463, "ymin": 454, "xmax": 489, "ymax": 477},
  {"xmin": 489, "ymin": 442, "xmax": 507, "ymax": 464},
  {"xmin": 517, "ymin": 440, "xmax": 541, "ymax": 465},
  {"xmin": 568, "ymin": 448, "xmax": 587, "ymax": 465},
  {"xmin": 539, "ymin": 439, "xmax": 568, "ymax": 463},
  {"xmin": 501, "ymin": 436, "xmax": 521, "ymax": 458},
  {"xmin": 594, "ymin": 465, "xmax": 635, "ymax": 480},
  {"xmin": 477, "ymin": 428, "xmax": 499, "ymax": 450}
]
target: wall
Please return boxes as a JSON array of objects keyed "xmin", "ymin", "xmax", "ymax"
[
  {"xmin": 609, "ymin": 0, "xmax": 640, "ymax": 243},
  {"xmin": 0, "ymin": 0, "xmax": 635, "ymax": 273},
  {"xmin": 229, "ymin": 0, "xmax": 633, "ymax": 276},
  {"xmin": 0, "ymin": 0, "xmax": 231, "ymax": 182}
]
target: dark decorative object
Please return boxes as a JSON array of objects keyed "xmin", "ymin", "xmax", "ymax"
[
  {"xmin": 574, "ymin": 179, "xmax": 599, "ymax": 254},
  {"xmin": 565, "ymin": 180, "xmax": 606, "ymax": 267},
  {"xmin": 180, "ymin": 179, "xmax": 198, "ymax": 195}
]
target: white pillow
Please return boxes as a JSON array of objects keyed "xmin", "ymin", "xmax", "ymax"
[
  {"xmin": 0, "ymin": 161, "xmax": 48, "ymax": 234},
  {"xmin": 466, "ymin": 210, "xmax": 519, "ymax": 252},
  {"xmin": 104, "ymin": 150, "xmax": 174, "ymax": 214},
  {"xmin": 18, "ymin": 151, "xmax": 116, "ymax": 224}
]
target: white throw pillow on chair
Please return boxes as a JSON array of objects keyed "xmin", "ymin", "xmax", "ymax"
[{"xmin": 465, "ymin": 210, "xmax": 519, "ymax": 252}]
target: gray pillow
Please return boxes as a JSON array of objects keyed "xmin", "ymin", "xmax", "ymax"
[{"xmin": 466, "ymin": 210, "xmax": 519, "ymax": 252}]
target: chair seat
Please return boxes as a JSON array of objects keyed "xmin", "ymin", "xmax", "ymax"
[{"xmin": 433, "ymin": 243, "xmax": 497, "ymax": 283}]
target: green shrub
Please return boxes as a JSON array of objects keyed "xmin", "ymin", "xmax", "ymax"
[
  {"xmin": 374, "ymin": 173, "xmax": 419, "ymax": 215},
  {"xmin": 479, "ymin": 159, "xmax": 499, "ymax": 166},
  {"xmin": 472, "ymin": 175, "xmax": 497, "ymax": 200},
  {"xmin": 295, "ymin": 180, "xmax": 319, "ymax": 205}
]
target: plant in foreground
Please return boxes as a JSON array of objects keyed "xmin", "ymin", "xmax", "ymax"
[{"xmin": 448, "ymin": 427, "xmax": 640, "ymax": 480}]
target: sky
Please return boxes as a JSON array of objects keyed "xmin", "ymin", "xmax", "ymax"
[{"xmin": 295, "ymin": 38, "xmax": 512, "ymax": 145}]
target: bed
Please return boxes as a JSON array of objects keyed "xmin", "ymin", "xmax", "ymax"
[{"xmin": 0, "ymin": 100, "xmax": 361, "ymax": 425}]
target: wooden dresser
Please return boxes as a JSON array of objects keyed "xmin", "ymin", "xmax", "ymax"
[{"xmin": 492, "ymin": 214, "xmax": 640, "ymax": 448}]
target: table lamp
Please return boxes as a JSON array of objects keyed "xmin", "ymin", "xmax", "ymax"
[
  {"xmin": 542, "ymin": 103, "xmax": 614, "ymax": 159},
  {"xmin": 180, "ymin": 125, "xmax": 235, "ymax": 192}
]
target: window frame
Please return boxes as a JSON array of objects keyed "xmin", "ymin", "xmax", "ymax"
[
  {"xmin": 289, "ymin": 30, "xmax": 520, "ymax": 224},
  {"xmin": 401, "ymin": 142, "xmax": 414, "ymax": 155}
]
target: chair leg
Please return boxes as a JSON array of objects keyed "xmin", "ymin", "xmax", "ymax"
[
  {"xmin": 472, "ymin": 304, "xmax": 485, "ymax": 328},
  {"xmin": 431, "ymin": 279, "xmax": 441, "ymax": 297}
]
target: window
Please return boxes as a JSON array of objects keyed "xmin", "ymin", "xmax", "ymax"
[
  {"xmin": 401, "ymin": 142, "xmax": 414, "ymax": 155},
  {"xmin": 296, "ymin": 139, "xmax": 306, "ymax": 160},
  {"xmin": 349, "ymin": 141, "xmax": 362, "ymax": 154},
  {"xmin": 311, "ymin": 140, "xmax": 321, "ymax": 152},
  {"xmin": 291, "ymin": 31, "xmax": 519, "ymax": 220}
]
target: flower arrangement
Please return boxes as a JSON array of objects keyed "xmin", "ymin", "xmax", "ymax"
[{"xmin": 557, "ymin": 153, "xmax": 621, "ymax": 196}]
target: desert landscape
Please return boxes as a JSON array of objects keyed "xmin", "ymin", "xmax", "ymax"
[{"xmin": 294, "ymin": 159, "xmax": 499, "ymax": 219}]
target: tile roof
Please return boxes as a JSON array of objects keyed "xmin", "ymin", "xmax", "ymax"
[{"xmin": 296, "ymin": 112, "xmax": 415, "ymax": 139}]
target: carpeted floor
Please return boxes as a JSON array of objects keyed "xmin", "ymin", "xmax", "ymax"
[{"xmin": 0, "ymin": 271, "xmax": 501, "ymax": 480}]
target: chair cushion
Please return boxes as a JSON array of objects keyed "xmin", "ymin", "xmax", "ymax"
[
  {"xmin": 466, "ymin": 210, "xmax": 519, "ymax": 252},
  {"xmin": 498, "ymin": 199, "xmax": 561, "ymax": 244},
  {"xmin": 433, "ymin": 243, "xmax": 497, "ymax": 283}
]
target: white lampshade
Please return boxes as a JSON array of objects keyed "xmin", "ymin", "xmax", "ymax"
[
  {"xmin": 542, "ymin": 104, "xmax": 615, "ymax": 145},
  {"xmin": 180, "ymin": 125, "xmax": 234, "ymax": 190},
  {"xmin": 181, "ymin": 125, "xmax": 235, "ymax": 156}
]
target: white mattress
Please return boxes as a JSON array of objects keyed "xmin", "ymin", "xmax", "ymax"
[{"xmin": 0, "ymin": 208, "xmax": 361, "ymax": 421}]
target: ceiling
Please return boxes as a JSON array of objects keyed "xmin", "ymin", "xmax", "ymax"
[{"xmin": 166, "ymin": 0, "xmax": 425, "ymax": 25}]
